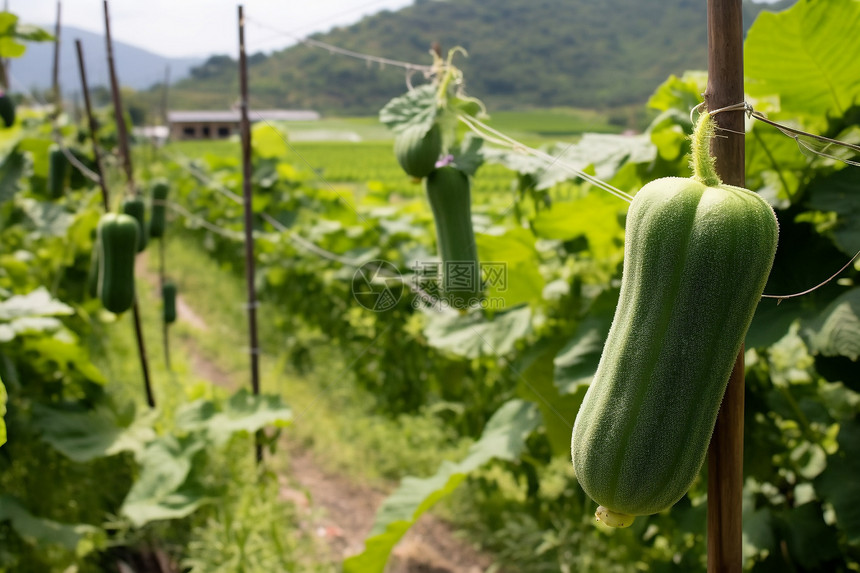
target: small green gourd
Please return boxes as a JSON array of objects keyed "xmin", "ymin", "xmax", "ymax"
[
  {"xmin": 97, "ymin": 213, "xmax": 139, "ymax": 314},
  {"xmin": 149, "ymin": 180, "xmax": 169, "ymax": 238},
  {"xmin": 162, "ymin": 281, "xmax": 177, "ymax": 324},
  {"xmin": 48, "ymin": 147, "xmax": 68, "ymax": 198},
  {"xmin": 571, "ymin": 112, "xmax": 779, "ymax": 527},
  {"xmin": 394, "ymin": 123, "xmax": 442, "ymax": 179},
  {"xmin": 0, "ymin": 93, "xmax": 15, "ymax": 128},
  {"xmin": 425, "ymin": 166, "xmax": 481, "ymax": 310},
  {"xmin": 122, "ymin": 197, "xmax": 148, "ymax": 252}
]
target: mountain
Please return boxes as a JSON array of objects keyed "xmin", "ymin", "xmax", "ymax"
[
  {"xmin": 137, "ymin": 0, "xmax": 795, "ymax": 118},
  {"xmin": 12, "ymin": 26, "xmax": 202, "ymax": 95}
]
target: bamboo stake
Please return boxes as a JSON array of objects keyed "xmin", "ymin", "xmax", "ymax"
[
  {"xmin": 238, "ymin": 5, "xmax": 263, "ymax": 463},
  {"xmin": 103, "ymin": 0, "xmax": 135, "ymax": 195},
  {"xmin": 75, "ymin": 40, "xmax": 109, "ymax": 208},
  {"xmin": 103, "ymin": 1, "xmax": 155, "ymax": 408},
  {"xmin": 705, "ymin": 1, "xmax": 745, "ymax": 571}
]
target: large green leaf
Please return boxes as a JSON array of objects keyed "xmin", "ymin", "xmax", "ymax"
[
  {"xmin": 816, "ymin": 419, "xmax": 860, "ymax": 544},
  {"xmin": 0, "ymin": 287, "xmax": 73, "ymax": 320},
  {"xmin": 516, "ymin": 339, "xmax": 584, "ymax": 456},
  {"xmin": 805, "ymin": 166, "xmax": 860, "ymax": 254},
  {"xmin": 531, "ymin": 191, "xmax": 625, "ymax": 260},
  {"xmin": 554, "ymin": 288, "xmax": 619, "ymax": 394},
  {"xmin": 745, "ymin": 0, "xmax": 860, "ymax": 128},
  {"xmin": 0, "ymin": 495, "xmax": 106, "ymax": 556},
  {"xmin": 174, "ymin": 388, "xmax": 292, "ymax": 446},
  {"xmin": 423, "ymin": 305, "xmax": 532, "ymax": 358},
  {"xmin": 343, "ymin": 399, "xmax": 541, "ymax": 573},
  {"xmin": 802, "ymin": 287, "xmax": 860, "ymax": 360},
  {"xmin": 120, "ymin": 434, "xmax": 210, "ymax": 527},
  {"xmin": 379, "ymin": 85, "xmax": 438, "ymax": 134},
  {"xmin": 475, "ymin": 227, "xmax": 545, "ymax": 308},
  {"xmin": 33, "ymin": 402, "xmax": 156, "ymax": 463}
]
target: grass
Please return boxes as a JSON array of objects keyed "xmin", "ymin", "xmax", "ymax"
[
  {"xmin": 151, "ymin": 234, "xmax": 472, "ymax": 483},
  {"xmin": 86, "ymin": 244, "xmax": 334, "ymax": 572}
]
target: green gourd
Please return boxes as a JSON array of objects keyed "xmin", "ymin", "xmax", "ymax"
[
  {"xmin": 162, "ymin": 281, "xmax": 177, "ymax": 324},
  {"xmin": 394, "ymin": 123, "xmax": 441, "ymax": 179},
  {"xmin": 571, "ymin": 112, "xmax": 779, "ymax": 528},
  {"xmin": 122, "ymin": 197, "xmax": 148, "ymax": 252},
  {"xmin": 425, "ymin": 166, "xmax": 481, "ymax": 310},
  {"xmin": 48, "ymin": 147, "xmax": 68, "ymax": 198},
  {"xmin": 0, "ymin": 93, "xmax": 15, "ymax": 128},
  {"xmin": 97, "ymin": 213, "xmax": 139, "ymax": 314},
  {"xmin": 149, "ymin": 180, "xmax": 169, "ymax": 238}
]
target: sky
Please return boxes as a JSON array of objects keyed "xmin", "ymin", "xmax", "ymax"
[{"xmin": 13, "ymin": 0, "xmax": 417, "ymax": 58}]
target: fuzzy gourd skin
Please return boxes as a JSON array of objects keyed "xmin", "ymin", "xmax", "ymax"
[
  {"xmin": 48, "ymin": 148, "xmax": 68, "ymax": 199},
  {"xmin": 97, "ymin": 213, "xmax": 139, "ymax": 314},
  {"xmin": 122, "ymin": 197, "xmax": 148, "ymax": 252},
  {"xmin": 0, "ymin": 94, "xmax": 15, "ymax": 128},
  {"xmin": 149, "ymin": 180, "xmax": 169, "ymax": 238},
  {"xmin": 395, "ymin": 123, "xmax": 442, "ymax": 179},
  {"xmin": 162, "ymin": 281, "xmax": 177, "ymax": 324},
  {"xmin": 425, "ymin": 166, "xmax": 481, "ymax": 309},
  {"xmin": 571, "ymin": 112, "xmax": 779, "ymax": 526}
]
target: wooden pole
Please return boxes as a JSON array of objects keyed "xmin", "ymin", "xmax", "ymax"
[
  {"xmin": 103, "ymin": 0, "xmax": 135, "ymax": 195},
  {"xmin": 75, "ymin": 40, "xmax": 109, "ymax": 209},
  {"xmin": 238, "ymin": 5, "xmax": 263, "ymax": 463},
  {"xmin": 160, "ymin": 65, "xmax": 170, "ymax": 128},
  {"xmin": 103, "ymin": 1, "xmax": 155, "ymax": 409},
  {"xmin": 52, "ymin": 1, "xmax": 62, "ymax": 111},
  {"xmin": 705, "ymin": 1, "xmax": 745, "ymax": 572}
]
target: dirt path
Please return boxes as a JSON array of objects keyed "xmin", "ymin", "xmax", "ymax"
[{"xmin": 136, "ymin": 253, "xmax": 493, "ymax": 573}]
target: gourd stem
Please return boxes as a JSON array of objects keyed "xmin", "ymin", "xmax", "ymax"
[{"xmin": 691, "ymin": 111, "xmax": 723, "ymax": 187}]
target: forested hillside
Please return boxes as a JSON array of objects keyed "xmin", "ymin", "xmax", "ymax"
[{"xmin": 147, "ymin": 0, "xmax": 794, "ymax": 116}]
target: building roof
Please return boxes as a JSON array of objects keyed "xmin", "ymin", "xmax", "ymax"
[{"xmin": 167, "ymin": 109, "xmax": 320, "ymax": 123}]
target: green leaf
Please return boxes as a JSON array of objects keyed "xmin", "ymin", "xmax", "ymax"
[
  {"xmin": 647, "ymin": 71, "xmax": 708, "ymax": 113},
  {"xmin": 515, "ymin": 339, "xmax": 583, "ymax": 456},
  {"xmin": 805, "ymin": 166, "xmax": 860, "ymax": 255},
  {"xmin": 423, "ymin": 305, "xmax": 532, "ymax": 358},
  {"xmin": 531, "ymin": 191, "xmax": 625, "ymax": 260},
  {"xmin": 343, "ymin": 400, "xmax": 541, "ymax": 573},
  {"xmin": 0, "ymin": 287, "xmax": 73, "ymax": 320},
  {"xmin": 554, "ymin": 288, "xmax": 619, "ymax": 394},
  {"xmin": 475, "ymin": 228, "xmax": 545, "ymax": 309},
  {"xmin": 816, "ymin": 419, "xmax": 860, "ymax": 544},
  {"xmin": 251, "ymin": 123, "xmax": 289, "ymax": 159},
  {"xmin": 779, "ymin": 502, "xmax": 842, "ymax": 568},
  {"xmin": 33, "ymin": 402, "xmax": 156, "ymax": 462},
  {"xmin": 745, "ymin": 0, "xmax": 860, "ymax": 128},
  {"xmin": 540, "ymin": 132, "xmax": 655, "ymax": 188},
  {"xmin": 14, "ymin": 24, "xmax": 54, "ymax": 43},
  {"xmin": 0, "ymin": 36, "xmax": 24, "ymax": 58},
  {"xmin": 379, "ymin": 85, "xmax": 438, "ymax": 134},
  {"xmin": 120, "ymin": 434, "xmax": 209, "ymax": 527},
  {"xmin": 450, "ymin": 132, "xmax": 484, "ymax": 176},
  {"xmin": 802, "ymin": 288, "xmax": 860, "ymax": 360},
  {"xmin": 0, "ymin": 495, "xmax": 106, "ymax": 556},
  {"xmin": 175, "ymin": 388, "xmax": 292, "ymax": 446}
]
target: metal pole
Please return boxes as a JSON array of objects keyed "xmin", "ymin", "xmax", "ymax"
[
  {"xmin": 238, "ymin": 5, "xmax": 263, "ymax": 463},
  {"xmin": 705, "ymin": 1, "xmax": 745, "ymax": 571}
]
